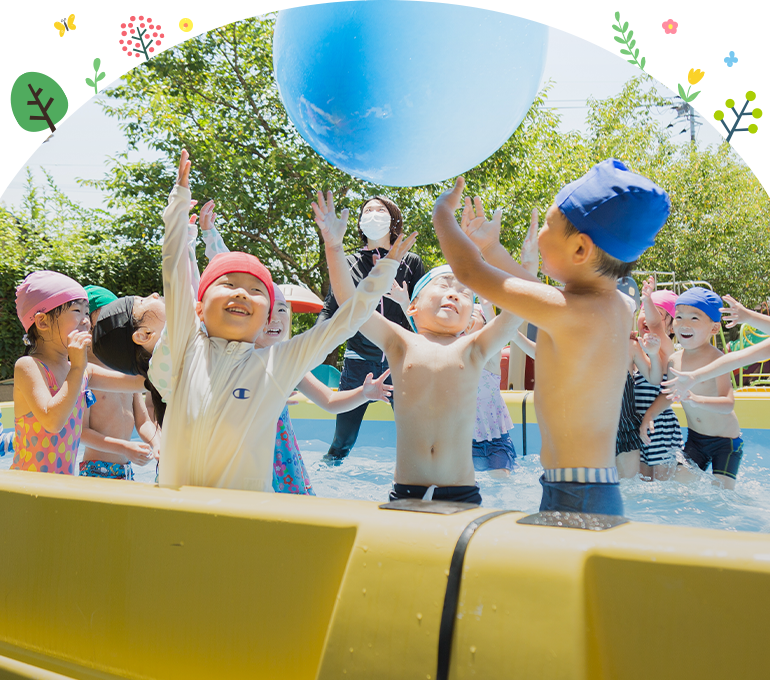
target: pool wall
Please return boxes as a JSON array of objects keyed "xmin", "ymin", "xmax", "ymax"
[{"xmin": 0, "ymin": 472, "xmax": 770, "ymax": 679}]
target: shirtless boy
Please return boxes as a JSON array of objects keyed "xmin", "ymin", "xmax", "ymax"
[
  {"xmin": 641, "ymin": 288, "xmax": 742, "ymax": 489},
  {"xmin": 313, "ymin": 192, "xmax": 522, "ymax": 505},
  {"xmin": 433, "ymin": 159, "xmax": 670, "ymax": 515},
  {"xmin": 80, "ymin": 286, "xmax": 157, "ymax": 480}
]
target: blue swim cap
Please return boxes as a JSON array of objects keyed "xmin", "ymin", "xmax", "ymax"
[
  {"xmin": 555, "ymin": 159, "xmax": 671, "ymax": 262},
  {"xmin": 676, "ymin": 287, "xmax": 722, "ymax": 322}
]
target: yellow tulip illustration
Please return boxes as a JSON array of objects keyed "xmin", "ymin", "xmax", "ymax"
[{"xmin": 679, "ymin": 70, "xmax": 705, "ymax": 103}]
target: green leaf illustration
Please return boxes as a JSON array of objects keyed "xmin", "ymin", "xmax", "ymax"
[
  {"xmin": 678, "ymin": 83, "xmax": 688, "ymax": 100},
  {"xmin": 615, "ymin": 11, "xmax": 620, "ymax": 20},
  {"xmin": 627, "ymin": 30, "xmax": 634, "ymax": 41},
  {"xmin": 612, "ymin": 24, "xmax": 623, "ymax": 32},
  {"xmin": 86, "ymin": 77, "xmax": 95, "ymax": 87},
  {"xmin": 614, "ymin": 36, "xmax": 625, "ymax": 43},
  {"xmin": 96, "ymin": 72, "xmax": 105, "ymax": 82},
  {"xmin": 640, "ymin": 56, "xmax": 646, "ymax": 69},
  {"xmin": 622, "ymin": 21, "xmax": 628, "ymax": 31},
  {"xmin": 10, "ymin": 72, "xmax": 68, "ymax": 133},
  {"xmin": 688, "ymin": 90, "xmax": 701, "ymax": 102},
  {"xmin": 93, "ymin": 58, "xmax": 101, "ymax": 71},
  {"xmin": 620, "ymin": 49, "xmax": 631, "ymax": 55},
  {"xmin": 634, "ymin": 48, "xmax": 639, "ymax": 58},
  {"xmin": 629, "ymin": 39, "xmax": 636, "ymax": 49}
]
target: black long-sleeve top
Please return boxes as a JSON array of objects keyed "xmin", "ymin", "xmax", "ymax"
[{"xmin": 316, "ymin": 248, "xmax": 425, "ymax": 362}]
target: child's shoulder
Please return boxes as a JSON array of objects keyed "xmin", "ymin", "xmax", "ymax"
[{"xmin": 14, "ymin": 355, "xmax": 40, "ymax": 374}]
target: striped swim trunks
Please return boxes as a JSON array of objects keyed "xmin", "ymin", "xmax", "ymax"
[{"xmin": 543, "ymin": 467, "xmax": 619, "ymax": 484}]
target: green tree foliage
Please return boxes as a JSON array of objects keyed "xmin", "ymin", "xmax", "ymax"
[
  {"xmin": 2, "ymin": 14, "xmax": 769, "ymax": 377},
  {"xmin": 0, "ymin": 171, "xmax": 121, "ymax": 377}
]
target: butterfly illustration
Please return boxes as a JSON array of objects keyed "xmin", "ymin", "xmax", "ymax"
[{"xmin": 54, "ymin": 14, "xmax": 76, "ymax": 37}]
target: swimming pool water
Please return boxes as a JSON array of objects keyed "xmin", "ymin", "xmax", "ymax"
[{"xmin": 3, "ymin": 434, "xmax": 770, "ymax": 534}]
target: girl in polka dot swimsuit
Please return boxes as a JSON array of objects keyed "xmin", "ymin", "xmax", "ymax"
[{"xmin": 12, "ymin": 272, "xmax": 145, "ymax": 474}]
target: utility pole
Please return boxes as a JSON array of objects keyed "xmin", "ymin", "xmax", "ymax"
[{"xmin": 669, "ymin": 98, "xmax": 701, "ymax": 143}]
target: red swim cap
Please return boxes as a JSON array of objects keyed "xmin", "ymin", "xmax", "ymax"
[{"xmin": 198, "ymin": 252, "xmax": 274, "ymax": 319}]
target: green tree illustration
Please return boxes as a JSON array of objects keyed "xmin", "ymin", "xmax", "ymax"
[{"xmin": 11, "ymin": 72, "xmax": 68, "ymax": 133}]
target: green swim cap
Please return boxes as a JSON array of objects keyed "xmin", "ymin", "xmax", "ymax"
[{"xmin": 84, "ymin": 285, "xmax": 118, "ymax": 315}]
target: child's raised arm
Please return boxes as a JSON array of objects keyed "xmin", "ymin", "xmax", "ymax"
[
  {"xmin": 297, "ymin": 369, "xmax": 392, "ymax": 414},
  {"xmin": 433, "ymin": 179, "xmax": 565, "ymax": 333},
  {"xmin": 161, "ymin": 149, "xmax": 202, "ymax": 369},
  {"xmin": 460, "ymin": 195, "xmax": 539, "ymax": 283},
  {"xmin": 512, "ymin": 330, "xmax": 536, "ymax": 359},
  {"xmin": 663, "ymin": 337, "xmax": 770, "ymax": 401},
  {"xmin": 721, "ymin": 295, "xmax": 770, "ymax": 334},
  {"xmin": 633, "ymin": 333, "xmax": 663, "ymax": 385},
  {"xmin": 679, "ymin": 371, "xmax": 735, "ymax": 414},
  {"xmin": 471, "ymin": 309, "xmax": 523, "ymax": 365},
  {"xmin": 312, "ymin": 190, "xmax": 417, "ymax": 352},
  {"xmin": 640, "ymin": 277, "xmax": 675, "ymax": 361}
]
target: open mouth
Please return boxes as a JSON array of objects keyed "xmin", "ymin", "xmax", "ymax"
[
  {"xmin": 441, "ymin": 302, "xmax": 458, "ymax": 314},
  {"xmin": 225, "ymin": 304, "xmax": 250, "ymax": 317},
  {"xmin": 678, "ymin": 330, "xmax": 694, "ymax": 340},
  {"xmin": 265, "ymin": 327, "xmax": 282, "ymax": 336}
]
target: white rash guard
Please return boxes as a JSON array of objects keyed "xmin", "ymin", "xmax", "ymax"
[{"xmin": 154, "ymin": 185, "xmax": 398, "ymax": 492}]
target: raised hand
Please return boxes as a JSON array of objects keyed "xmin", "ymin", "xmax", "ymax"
[
  {"xmin": 639, "ymin": 332, "xmax": 661, "ymax": 356},
  {"xmin": 520, "ymin": 207, "xmax": 539, "ymax": 275},
  {"xmin": 435, "ymin": 176, "xmax": 465, "ymax": 214},
  {"xmin": 461, "ymin": 195, "xmax": 502, "ymax": 253},
  {"xmin": 67, "ymin": 330, "xmax": 91, "ymax": 371},
  {"xmin": 361, "ymin": 369, "xmax": 393, "ymax": 403},
  {"xmin": 385, "ymin": 280, "xmax": 410, "ymax": 306},
  {"xmin": 384, "ymin": 231, "xmax": 418, "ymax": 262},
  {"xmin": 720, "ymin": 295, "xmax": 750, "ymax": 329},
  {"xmin": 661, "ymin": 367, "xmax": 696, "ymax": 402},
  {"xmin": 641, "ymin": 275, "xmax": 655, "ymax": 302},
  {"xmin": 199, "ymin": 199, "xmax": 216, "ymax": 231},
  {"xmin": 176, "ymin": 149, "xmax": 191, "ymax": 188},
  {"xmin": 312, "ymin": 190, "xmax": 348, "ymax": 248}
]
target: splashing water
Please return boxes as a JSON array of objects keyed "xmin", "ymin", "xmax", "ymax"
[{"xmin": 4, "ymin": 435, "xmax": 769, "ymax": 533}]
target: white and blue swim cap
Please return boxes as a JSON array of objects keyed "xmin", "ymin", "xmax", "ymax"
[{"xmin": 408, "ymin": 265, "xmax": 476, "ymax": 331}]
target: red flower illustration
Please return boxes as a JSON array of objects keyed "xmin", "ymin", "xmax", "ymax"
[{"xmin": 662, "ymin": 19, "xmax": 678, "ymax": 34}]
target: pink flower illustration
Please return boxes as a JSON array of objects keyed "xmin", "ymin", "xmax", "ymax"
[{"xmin": 662, "ymin": 19, "xmax": 678, "ymax": 34}]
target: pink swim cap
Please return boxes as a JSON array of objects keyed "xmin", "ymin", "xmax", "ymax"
[
  {"xmin": 272, "ymin": 283, "xmax": 287, "ymax": 306},
  {"xmin": 16, "ymin": 271, "xmax": 88, "ymax": 332},
  {"xmin": 650, "ymin": 289, "xmax": 677, "ymax": 320}
]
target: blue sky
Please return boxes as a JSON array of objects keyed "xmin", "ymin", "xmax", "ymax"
[{"xmin": 0, "ymin": 25, "xmax": 725, "ymax": 211}]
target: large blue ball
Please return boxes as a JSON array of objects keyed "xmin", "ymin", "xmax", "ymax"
[{"xmin": 273, "ymin": 1, "xmax": 548, "ymax": 187}]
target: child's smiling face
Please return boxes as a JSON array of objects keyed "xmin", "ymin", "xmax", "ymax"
[
  {"xmin": 255, "ymin": 300, "xmax": 290, "ymax": 348},
  {"xmin": 673, "ymin": 304, "xmax": 720, "ymax": 348},
  {"xmin": 196, "ymin": 272, "xmax": 271, "ymax": 343},
  {"xmin": 47, "ymin": 299, "xmax": 90, "ymax": 347}
]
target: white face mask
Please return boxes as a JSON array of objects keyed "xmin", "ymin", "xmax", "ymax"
[{"xmin": 359, "ymin": 211, "xmax": 391, "ymax": 241}]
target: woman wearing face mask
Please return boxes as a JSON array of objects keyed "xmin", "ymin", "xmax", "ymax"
[{"xmin": 317, "ymin": 196, "xmax": 425, "ymax": 464}]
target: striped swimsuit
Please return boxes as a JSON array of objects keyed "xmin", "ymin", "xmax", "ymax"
[
  {"xmin": 616, "ymin": 371, "xmax": 643, "ymax": 455},
  {"xmin": 634, "ymin": 371, "xmax": 683, "ymax": 465}
]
